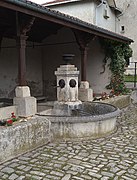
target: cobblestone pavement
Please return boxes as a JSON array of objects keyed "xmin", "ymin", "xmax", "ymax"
[{"xmin": 1, "ymin": 104, "xmax": 137, "ymax": 180}]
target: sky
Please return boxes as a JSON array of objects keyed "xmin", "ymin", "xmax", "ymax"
[{"xmin": 31, "ymin": 0, "xmax": 51, "ymax": 4}]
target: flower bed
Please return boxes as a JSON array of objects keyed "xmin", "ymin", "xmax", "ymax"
[{"xmin": 0, "ymin": 112, "xmax": 18, "ymax": 126}]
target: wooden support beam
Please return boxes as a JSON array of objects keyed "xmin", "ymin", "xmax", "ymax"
[
  {"xmin": 16, "ymin": 13, "xmax": 35, "ymax": 86},
  {"xmin": 17, "ymin": 35, "xmax": 28, "ymax": 86},
  {"xmin": 73, "ymin": 30, "xmax": 95, "ymax": 81}
]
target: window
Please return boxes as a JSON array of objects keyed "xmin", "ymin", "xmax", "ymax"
[{"xmin": 121, "ymin": 26, "xmax": 125, "ymax": 33}]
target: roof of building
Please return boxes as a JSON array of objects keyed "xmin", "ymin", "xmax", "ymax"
[
  {"xmin": 43, "ymin": 0, "xmax": 80, "ymax": 6},
  {"xmin": 43, "ymin": 0, "xmax": 116, "ymax": 7},
  {"xmin": 43, "ymin": 0, "xmax": 121, "ymax": 14},
  {"xmin": 1, "ymin": 0, "xmax": 133, "ymax": 43}
]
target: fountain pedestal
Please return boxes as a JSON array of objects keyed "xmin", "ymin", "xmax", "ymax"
[{"xmin": 54, "ymin": 63, "xmax": 82, "ymax": 115}]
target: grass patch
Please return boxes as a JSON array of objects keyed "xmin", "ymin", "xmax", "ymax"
[{"xmin": 124, "ymin": 75, "xmax": 137, "ymax": 82}]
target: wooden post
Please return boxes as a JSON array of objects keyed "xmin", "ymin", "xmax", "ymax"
[
  {"xmin": 17, "ymin": 35, "xmax": 28, "ymax": 86},
  {"xmin": 16, "ymin": 12, "xmax": 35, "ymax": 86},
  {"xmin": 73, "ymin": 30, "xmax": 95, "ymax": 81},
  {"xmin": 80, "ymin": 47, "xmax": 88, "ymax": 81}
]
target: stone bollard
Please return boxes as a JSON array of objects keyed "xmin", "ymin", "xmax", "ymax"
[
  {"xmin": 13, "ymin": 86, "xmax": 37, "ymax": 117},
  {"xmin": 78, "ymin": 81, "xmax": 93, "ymax": 102}
]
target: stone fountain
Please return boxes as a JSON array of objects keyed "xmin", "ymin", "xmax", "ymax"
[
  {"xmin": 53, "ymin": 54, "xmax": 82, "ymax": 116},
  {"xmin": 39, "ymin": 54, "xmax": 120, "ymax": 139}
]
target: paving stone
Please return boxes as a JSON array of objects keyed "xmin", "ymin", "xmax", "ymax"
[
  {"xmin": 68, "ymin": 159, "xmax": 82, "ymax": 165},
  {"xmin": 16, "ymin": 176, "xmax": 26, "ymax": 180},
  {"xmin": 1, "ymin": 167, "xmax": 14, "ymax": 174},
  {"xmin": 101, "ymin": 177, "xmax": 110, "ymax": 180},
  {"xmin": 101, "ymin": 171, "xmax": 114, "ymax": 178},
  {"xmin": 0, "ymin": 172, "xmax": 4, "ymax": 176},
  {"xmin": 61, "ymin": 174, "xmax": 71, "ymax": 180},
  {"xmin": 18, "ymin": 157, "xmax": 31, "ymax": 161},
  {"xmin": 80, "ymin": 174, "xmax": 91, "ymax": 179},
  {"xmin": 58, "ymin": 157, "xmax": 68, "ymax": 161},
  {"xmin": 72, "ymin": 176, "xmax": 84, "ymax": 180},
  {"xmin": 31, "ymin": 175, "xmax": 43, "ymax": 180},
  {"xmin": 15, "ymin": 170, "xmax": 24, "ymax": 175},
  {"xmin": 50, "ymin": 170, "xmax": 64, "ymax": 177},
  {"xmin": 63, "ymin": 164, "xmax": 71, "ymax": 170},
  {"xmin": 67, "ymin": 170, "xmax": 78, "ymax": 175},
  {"xmin": 8, "ymin": 173, "xmax": 18, "ymax": 180},
  {"xmin": 117, "ymin": 170, "xmax": 126, "ymax": 176},
  {"xmin": 17, "ymin": 165, "xmax": 26, "ymax": 170},
  {"xmin": 88, "ymin": 172, "xmax": 102, "ymax": 178},
  {"xmin": 9, "ymin": 163, "xmax": 19, "ymax": 168},
  {"xmin": 110, "ymin": 166, "xmax": 120, "ymax": 173},
  {"xmin": 2, "ymin": 174, "xmax": 9, "ymax": 179},
  {"xmin": 30, "ymin": 170, "xmax": 46, "ymax": 176},
  {"xmin": 23, "ymin": 166, "xmax": 32, "ymax": 172},
  {"xmin": 122, "ymin": 175, "xmax": 134, "ymax": 180},
  {"xmin": 133, "ymin": 164, "xmax": 137, "ymax": 170},
  {"xmin": 46, "ymin": 175, "xmax": 60, "ymax": 179}
]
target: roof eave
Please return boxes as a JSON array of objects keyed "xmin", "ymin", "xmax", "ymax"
[{"xmin": 1, "ymin": 0, "xmax": 133, "ymax": 44}]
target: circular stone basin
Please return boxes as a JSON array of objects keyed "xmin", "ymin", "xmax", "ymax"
[{"xmin": 40, "ymin": 102, "xmax": 120, "ymax": 139}]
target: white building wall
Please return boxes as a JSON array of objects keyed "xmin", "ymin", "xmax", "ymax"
[
  {"xmin": 87, "ymin": 38, "xmax": 111, "ymax": 94},
  {"xmin": 42, "ymin": 27, "xmax": 111, "ymax": 100},
  {"xmin": 96, "ymin": 1, "xmax": 116, "ymax": 31},
  {"xmin": 0, "ymin": 38, "xmax": 43, "ymax": 98},
  {"xmin": 48, "ymin": 1, "xmax": 95, "ymax": 24},
  {"xmin": 47, "ymin": 0, "xmax": 116, "ymax": 32},
  {"xmin": 115, "ymin": 0, "xmax": 136, "ymax": 74}
]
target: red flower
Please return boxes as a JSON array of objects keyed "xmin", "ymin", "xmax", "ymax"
[
  {"xmin": 7, "ymin": 119, "xmax": 13, "ymax": 126},
  {"xmin": 11, "ymin": 112, "xmax": 16, "ymax": 118},
  {"xmin": 11, "ymin": 112, "xmax": 17, "ymax": 122}
]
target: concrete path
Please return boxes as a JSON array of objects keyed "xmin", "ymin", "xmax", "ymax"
[{"xmin": 0, "ymin": 104, "xmax": 137, "ymax": 180}]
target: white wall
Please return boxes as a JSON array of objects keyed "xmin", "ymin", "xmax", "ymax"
[
  {"xmin": 42, "ymin": 27, "xmax": 111, "ymax": 100},
  {"xmin": 47, "ymin": 0, "xmax": 116, "ymax": 32},
  {"xmin": 48, "ymin": 0, "xmax": 95, "ymax": 24},
  {"xmin": 0, "ymin": 38, "xmax": 43, "ymax": 98},
  {"xmin": 87, "ymin": 38, "xmax": 111, "ymax": 94},
  {"xmin": 96, "ymin": 1, "xmax": 116, "ymax": 31},
  {"xmin": 115, "ymin": 0, "xmax": 135, "ymax": 74}
]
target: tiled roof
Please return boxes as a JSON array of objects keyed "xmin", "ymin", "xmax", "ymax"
[{"xmin": 3, "ymin": 0, "xmax": 133, "ymax": 43}]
